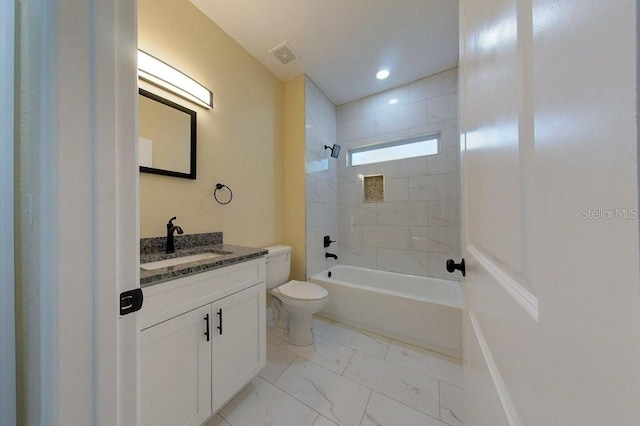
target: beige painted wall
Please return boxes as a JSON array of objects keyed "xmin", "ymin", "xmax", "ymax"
[
  {"xmin": 283, "ymin": 76, "xmax": 306, "ymax": 280},
  {"xmin": 139, "ymin": 0, "xmax": 284, "ymax": 247}
]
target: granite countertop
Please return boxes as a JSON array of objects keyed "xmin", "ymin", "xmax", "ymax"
[{"xmin": 140, "ymin": 233, "xmax": 267, "ymax": 287}]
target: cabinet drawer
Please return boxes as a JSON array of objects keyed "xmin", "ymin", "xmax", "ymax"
[{"xmin": 141, "ymin": 258, "xmax": 265, "ymax": 330}]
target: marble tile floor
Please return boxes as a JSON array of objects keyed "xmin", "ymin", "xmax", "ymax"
[{"xmin": 205, "ymin": 316, "xmax": 463, "ymax": 426}]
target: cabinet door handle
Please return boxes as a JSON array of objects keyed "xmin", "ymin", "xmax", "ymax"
[
  {"xmin": 204, "ymin": 314, "xmax": 210, "ymax": 342},
  {"xmin": 216, "ymin": 308, "xmax": 223, "ymax": 335}
]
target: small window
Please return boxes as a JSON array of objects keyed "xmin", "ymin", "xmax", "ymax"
[{"xmin": 348, "ymin": 133, "xmax": 440, "ymax": 167}]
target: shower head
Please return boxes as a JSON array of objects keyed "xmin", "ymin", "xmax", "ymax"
[{"xmin": 324, "ymin": 144, "xmax": 341, "ymax": 159}]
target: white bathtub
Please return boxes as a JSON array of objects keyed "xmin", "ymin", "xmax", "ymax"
[{"xmin": 310, "ymin": 265, "xmax": 464, "ymax": 359}]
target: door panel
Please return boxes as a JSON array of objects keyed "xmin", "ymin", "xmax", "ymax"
[
  {"xmin": 464, "ymin": 0, "xmax": 524, "ymax": 275},
  {"xmin": 464, "ymin": 315, "xmax": 510, "ymax": 426},
  {"xmin": 141, "ymin": 305, "xmax": 212, "ymax": 426},
  {"xmin": 211, "ymin": 283, "xmax": 266, "ymax": 412},
  {"xmin": 460, "ymin": 0, "xmax": 640, "ymax": 424}
]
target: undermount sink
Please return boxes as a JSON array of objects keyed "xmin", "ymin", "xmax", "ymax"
[{"xmin": 140, "ymin": 252, "xmax": 226, "ymax": 271}]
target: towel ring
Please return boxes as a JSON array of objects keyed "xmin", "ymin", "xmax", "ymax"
[{"xmin": 213, "ymin": 183, "xmax": 233, "ymax": 205}]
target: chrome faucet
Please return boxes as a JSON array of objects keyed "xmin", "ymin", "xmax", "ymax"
[
  {"xmin": 166, "ymin": 217, "xmax": 184, "ymax": 253},
  {"xmin": 325, "ymin": 252, "xmax": 338, "ymax": 260}
]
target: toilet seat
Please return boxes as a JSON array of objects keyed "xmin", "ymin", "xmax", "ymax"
[{"xmin": 278, "ymin": 280, "xmax": 328, "ymax": 301}]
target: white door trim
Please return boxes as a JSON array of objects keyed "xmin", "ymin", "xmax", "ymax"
[
  {"xmin": 108, "ymin": 0, "xmax": 140, "ymax": 424},
  {"xmin": 0, "ymin": 0, "xmax": 16, "ymax": 423},
  {"xmin": 93, "ymin": 0, "xmax": 139, "ymax": 424}
]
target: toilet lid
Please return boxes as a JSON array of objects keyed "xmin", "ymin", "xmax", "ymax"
[{"xmin": 279, "ymin": 280, "xmax": 328, "ymax": 301}]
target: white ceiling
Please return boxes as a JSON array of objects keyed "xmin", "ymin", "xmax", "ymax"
[{"xmin": 189, "ymin": 0, "xmax": 459, "ymax": 106}]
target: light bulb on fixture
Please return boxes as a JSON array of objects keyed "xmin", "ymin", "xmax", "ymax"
[
  {"xmin": 388, "ymin": 98, "xmax": 399, "ymax": 105},
  {"xmin": 137, "ymin": 50, "xmax": 212, "ymax": 109},
  {"xmin": 376, "ymin": 69, "xmax": 390, "ymax": 80}
]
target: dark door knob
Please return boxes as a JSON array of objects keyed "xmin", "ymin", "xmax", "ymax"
[{"xmin": 446, "ymin": 258, "xmax": 466, "ymax": 277}]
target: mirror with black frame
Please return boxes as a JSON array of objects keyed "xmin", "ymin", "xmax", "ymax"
[{"xmin": 138, "ymin": 88, "xmax": 197, "ymax": 179}]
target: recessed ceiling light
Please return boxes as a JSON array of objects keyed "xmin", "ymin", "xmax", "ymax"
[
  {"xmin": 376, "ymin": 69, "xmax": 390, "ymax": 80},
  {"xmin": 388, "ymin": 98, "xmax": 399, "ymax": 105}
]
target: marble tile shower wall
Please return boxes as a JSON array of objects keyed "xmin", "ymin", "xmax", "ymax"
[
  {"xmin": 305, "ymin": 77, "xmax": 338, "ymax": 278},
  {"xmin": 336, "ymin": 69, "xmax": 460, "ymax": 280}
]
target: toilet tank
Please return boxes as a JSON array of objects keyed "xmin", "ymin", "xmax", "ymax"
[{"xmin": 264, "ymin": 245, "xmax": 292, "ymax": 289}]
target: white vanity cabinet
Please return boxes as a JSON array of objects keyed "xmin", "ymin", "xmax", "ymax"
[{"xmin": 140, "ymin": 258, "xmax": 266, "ymax": 426}]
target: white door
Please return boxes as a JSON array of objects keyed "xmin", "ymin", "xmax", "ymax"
[
  {"xmin": 14, "ymin": 0, "xmax": 139, "ymax": 424},
  {"xmin": 459, "ymin": 0, "xmax": 640, "ymax": 425}
]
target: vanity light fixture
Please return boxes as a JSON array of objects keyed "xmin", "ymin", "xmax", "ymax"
[{"xmin": 138, "ymin": 50, "xmax": 212, "ymax": 109}]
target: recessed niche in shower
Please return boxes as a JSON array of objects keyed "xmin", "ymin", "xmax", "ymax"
[{"xmin": 363, "ymin": 174, "xmax": 384, "ymax": 202}]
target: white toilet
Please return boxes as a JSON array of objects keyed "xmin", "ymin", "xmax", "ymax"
[{"xmin": 265, "ymin": 245, "xmax": 329, "ymax": 346}]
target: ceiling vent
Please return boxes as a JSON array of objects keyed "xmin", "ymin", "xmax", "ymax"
[{"xmin": 269, "ymin": 42, "xmax": 300, "ymax": 65}]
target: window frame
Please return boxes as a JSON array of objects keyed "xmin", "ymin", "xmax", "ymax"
[{"xmin": 347, "ymin": 132, "xmax": 441, "ymax": 167}]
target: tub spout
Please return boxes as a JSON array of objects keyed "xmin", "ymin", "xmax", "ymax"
[{"xmin": 325, "ymin": 252, "xmax": 338, "ymax": 260}]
